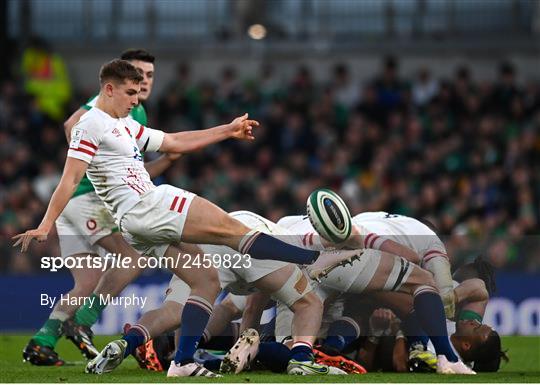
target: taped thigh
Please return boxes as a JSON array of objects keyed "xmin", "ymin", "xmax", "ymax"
[
  {"xmin": 271, "ymin": 266, "xmax": 313, "ymax": 308},
  {"xmin": 383, "ymin": 256, "xmax": 414, "ymax": 292}
]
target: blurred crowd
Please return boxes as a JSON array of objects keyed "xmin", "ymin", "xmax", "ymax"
[{"xmin": 1, "ymin": 52, "xmax": 539, "ymax": 273}]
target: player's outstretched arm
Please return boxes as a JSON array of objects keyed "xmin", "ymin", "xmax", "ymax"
[
  {"xmin": 12, "ymin": 157, "xmax": 88, "ymax": 252},
  {"xmin": 160, "ymin": 113, "xmax": 259, "ymax": 154}
]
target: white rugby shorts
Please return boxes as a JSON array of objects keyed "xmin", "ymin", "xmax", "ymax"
[
  {"xmin": 55, "ymin": 192, "xmax": 115, "ymax": 257},
  {"xmin": 119, "ymin": 184, "xmax": 196, "ymax": 258},
  {"xmin": 164, "ymin": 274, "xmax": 191, "ymax": 306}
]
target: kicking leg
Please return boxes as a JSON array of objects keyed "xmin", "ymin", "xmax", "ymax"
[{"xmin": 182, "ymin": 197, "xmax": 358, "ymax": 268}]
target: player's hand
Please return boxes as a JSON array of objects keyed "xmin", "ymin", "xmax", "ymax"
[
  {"xmin": 228, "ymin": 113, "xmax": 259, "ymax": 141},
  {"xmin": 369, "ymin": 308, "xmax": 396, "ymax": 337},
  {"xmin": 12, "ymin": 226, "xmax": 49, "ymax": 252},
  {"xmin": 442, "ymin": 289, "xmax": 456, "ymax": 320}
]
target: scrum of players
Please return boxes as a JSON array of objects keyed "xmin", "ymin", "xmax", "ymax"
[{"xmin": 14, "ymin": 49, "xmax": 507, "ymax": 377}]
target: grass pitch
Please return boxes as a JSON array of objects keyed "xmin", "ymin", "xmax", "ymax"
[{"xmin": 0, "ymin": 335, "xmax": 539, "ymax": 383}]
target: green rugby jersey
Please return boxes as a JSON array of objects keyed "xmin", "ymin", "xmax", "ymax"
[{"xmin": 72, "ymin": 95, "xmax": 148, "ymax": 197}]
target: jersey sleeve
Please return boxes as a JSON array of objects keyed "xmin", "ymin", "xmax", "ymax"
[
  {"xmin": 133, "ymin": 124, "xmax": 165, "ymax": 152},
  {"xmin": 67, "ymin": 118, "xmax": 104, "ymax": 164},
  {"xmin": 355, "ymin": 224, "xmax": 388, "ymax": 250}
]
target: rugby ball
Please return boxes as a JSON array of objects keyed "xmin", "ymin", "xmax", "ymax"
[{"xmin": 306, "ymin": 188, "xmax": 352, "ymax": 243}]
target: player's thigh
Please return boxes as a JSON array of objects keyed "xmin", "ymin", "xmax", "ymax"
[
  {"xmin": 164, "ymin": 274, "xmax": 191, "ymax": 307},
  {"xmin": 58, "ymin": 193, "xmax": 115, "ymax": 246},
  {"xmin": 181, "ymin": 196, "xmax": 250, "ymax": 247},
  {"xmin": 371, "ymin": 291, "xmax": 414, "ymax": 317},
  {"xmin": 397, "ymin": 264, "xmax": 436, "ymax": 295},
  {"xmin": 221, "ymin": 293, "xmax": 246, "ymax": 316},
  {"xmin": 120, "ymin": 185, "xmax": 194, "ymax": 245},
  {"xmin": 254, "ymin": 264, "xmax": 313, "ymax": 308},
  {"xmin": 97, "ymin": 232, "xmax": 149, "ymax": 266},
  {"xmin": 363, "ymin": 253, "xmax": 414, "ymax": 293},
  {"xmin": 56, "ymin": 214, "xmax": 99, "ymax": 259},
  {"xmin": 120, "ymin": 185, "xmax": 249, "ymax": 249},
  {"xmin": 253, "ymin": 264, "xmax": 295, "ymax": 292},
  {"xmin": 343, "ymin": 251, "xmax": 387, "ymax": 293}
]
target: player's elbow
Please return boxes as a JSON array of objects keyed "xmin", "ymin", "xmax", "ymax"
[
  {"xmin": 470, "ymin": 278, "xmax": 489, "ymax": 301},
  {"xmin": 64, "ymin": 175, "xmax": 81, "ymax": 193}
]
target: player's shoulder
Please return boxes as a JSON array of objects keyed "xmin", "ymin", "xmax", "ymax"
[
  {"xmin": 74, "ymin": 108, "xmax": 115, "ymax": 134},
  {"xmin": 353, "ymin": 211, "xmax": 389, "ymax": 221},
  {"xmin": 122, "ymin": 113, "xmax": 145, "ymax": 132},
  {"xmin": 276, "ymin": 215, "xmax": 305, "ymax": 227},
  {"xmin": 277, "ymin": 215, "xmax": 313, "ymax": 233}
]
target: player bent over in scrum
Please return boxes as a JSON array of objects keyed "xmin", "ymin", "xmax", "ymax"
[
  {"xmin": 14, "ymin": 60, "xmax": 358, "ymax": 377},
  {"xmin": 276, "ymin": 214, "xmax": 476, "ymax": 375},
  {"xmin": 89, "ymin": 211, "xmax": 355, "ymax": 376}
]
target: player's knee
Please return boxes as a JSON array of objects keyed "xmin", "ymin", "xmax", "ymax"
[
  {"xmin": 220, "ymin": 296, "xmax": 242, "ymax": 317},
  {"xmin": 416, "ymin": 267, "xmax": 437, "ymax": 289},
  {"xmin": 207, "ymin": 214, "xmax": 249, "ymax": 242},
  {"xmin": 292, "ymin": 291, "xmax": 323, "ymax": 313},
  {"xmin": 425, "ymin": 274, "xmax": 437, "ymax": 290}
]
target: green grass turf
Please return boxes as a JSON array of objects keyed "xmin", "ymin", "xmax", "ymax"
[{"xmin": 0, "ymin": 335, "xmax": 539, "ymax": 383}]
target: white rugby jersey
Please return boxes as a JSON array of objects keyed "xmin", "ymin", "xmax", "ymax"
[
  {"xmin": 277, "ymin": 215, "xmax": 395, "ymax": 252},
  {"xmin": 67, "ymin": 107, "xmax": 164, "ymax": 223},
  {"xmin": 277, "ymin": 215, "xmax": 326, "ymax": 251},
  {"xmin": 352, "ymin": 212, "xmax": 447, "ymax": 265}
]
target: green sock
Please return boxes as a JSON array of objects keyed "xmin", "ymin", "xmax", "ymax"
[
  {"xmin": 74, "ymin": 293, "xmax": 106, "ymax": 327},
  {"xmin": 32, "ymin": 319, "xmax": 63, "ymax": 348}
]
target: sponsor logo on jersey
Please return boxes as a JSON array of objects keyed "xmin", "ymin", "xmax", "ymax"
[{"xmin": 69, "ymin": 128, "xmax": 83, "ymax": 148}]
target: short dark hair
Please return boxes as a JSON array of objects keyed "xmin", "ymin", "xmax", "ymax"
[
  {"xmin": 453, "ymin": 255, "xmax": 497, "ymax": 295},
  {"xmin": 120, "ymin": 49, "xmax": 155, "ymax": 63},
  {"xmin": 99, "ymin": 59, "xmax": 144, "ymax": 85},
  {"xmin": 471, "ymin": 330, "xmax": 509, "ymax": 372}
]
